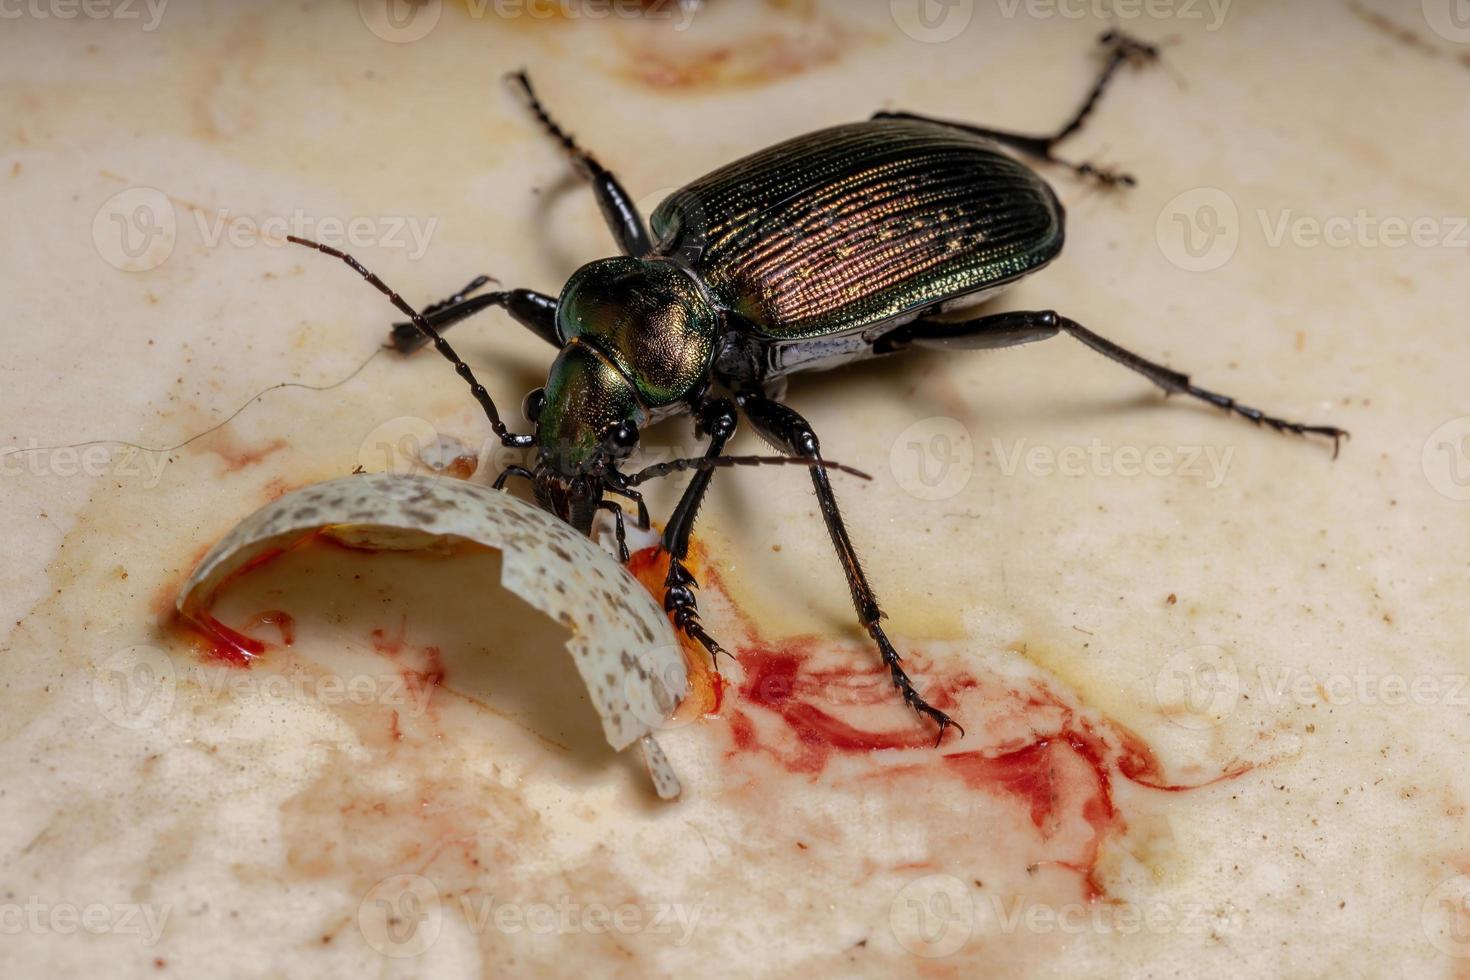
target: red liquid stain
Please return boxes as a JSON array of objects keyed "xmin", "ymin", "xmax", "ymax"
[
  {"xmin": 738, "ymin": 644, "xmax": 936, "ymax": 773},
  {"xmin": 211, "ymin": 437, "xmax": 287, "ymax": 473},
  {"xmin": 370, "ymin": 621, "xmax": 408, "ymax": 656},
  {"xmin": 721, "ymin": 636, "xmax": 1255, "ymax": 902},
  {"xmin": 175, "ymin": 608, "xmax": 295, "ymax": 666},
  {"xmin": 371, "ymin": 620, "xmax": 445, "ymax": 708}
]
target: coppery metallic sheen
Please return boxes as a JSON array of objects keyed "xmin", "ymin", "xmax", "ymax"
[{"xmin": 650, "ymin": 117, "xmax": 1066, "ymax": 340}]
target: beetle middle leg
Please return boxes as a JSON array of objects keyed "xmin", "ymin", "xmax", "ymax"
[
  {"xmin": 507, "ymin": 70, "xmax": 653, "ymax": 258},
  {"xmin": 879, "ymin": 309, "xmax": 1349, "ymax": 456},
  {"xmin": 736, "ymin": 393, "xmax": 963, "ymax": 743},
  {"xmin": 875, "ymin": 30, "xmax": 1158, "ymax": 187}
]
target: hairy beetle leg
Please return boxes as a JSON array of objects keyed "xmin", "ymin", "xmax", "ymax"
[
  {"xmin": 387, "ymin": 275, "xmax": 493, "ymax": 351},
  {"xmin": 885, "ymin": 309, "xmax": 1349, "ymax": 457},
  {"xmin": 652, "ymin": 400, "xmax": 741, "ymax": 665},
  {"xmin": 738, "ymin": 393, "xmax": 964, "ymax": 744},
  {"xmin": 389, "ymin": 287, "xmax": 562, "ymax": 354},
  {"xmin": 599, "ymin": 500, "xmax": 631, "ymax": 563},
  {"xmin": 506, "ymin": 70, "xmax": 653, "ymax": 259},
  {"xmin": 664, "ymin": 558, "xmax": 729, "ymax": 663},
  {"xmin": 874, "ymin": 31, "xmax": 1159, "ymax": 188}
]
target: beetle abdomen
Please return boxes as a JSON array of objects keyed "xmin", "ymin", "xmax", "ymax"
[{"xmin": 650, "ymin": 118, "xmax": 1064, "ymax": 340}]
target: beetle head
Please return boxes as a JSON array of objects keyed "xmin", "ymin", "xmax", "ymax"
[{"xmin": 524, "ymin": 340, "xmax": 643, "ymax": 533}]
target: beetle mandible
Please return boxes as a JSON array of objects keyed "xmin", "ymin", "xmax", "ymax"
[{"xmin": 288, "ymin": 32, "xmax": 1346, "ymax": 743}]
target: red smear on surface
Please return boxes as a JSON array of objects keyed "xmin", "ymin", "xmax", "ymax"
[
  {"xmin": 719, "ymin": 635, "xmax": 1256, "ymax": 903},
  {"xmin": 212, "ymin": 437, "xmax": 288, "ymax": 472},
  {"xmin": 371, "ymin": 620, "xmax": 445, "ymax": 707},
  {"xmin": 737, "ymin": 644, "xmax": 936, "ymax": 774},
  {"xmin": 175, "ymin": 608, "xmax": 295, "ymax": 666},
  {"xmin": 944, "ymin": 741, "xmax": 1061, "ymax": 831},
  {"xmin": 370, "ymin": 621, "xmax": 408, "ymax": 656}
]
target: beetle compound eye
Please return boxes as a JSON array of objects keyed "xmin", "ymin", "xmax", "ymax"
[
  {"xmin": 522, "ymin": 388, "xmax": 546, "ymax": 423},
  {"xmin": 604, "ymin": 420, "xmax": 639, "ymax": 458}
]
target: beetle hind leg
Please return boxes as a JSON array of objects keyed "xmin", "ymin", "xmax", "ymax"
[
  {"xmin": 505, "ymin": 71, "xmax": 653, "ymax": 258},
  {"xmin": 874, "ymin": 30, "xmax": 1159, "ymax": 187},
  {"xmin": 1053, "ymin": 313, "xmax": 1350, "ymax": 457},
  {"xmin": 737, "ymin": 393, "xmax": 963, "ymax": 745},
  {"xmin": 886, "ymin": 309, "xmax": 1348, "ymax": 457}
]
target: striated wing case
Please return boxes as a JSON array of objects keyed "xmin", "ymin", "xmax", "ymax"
[{"xmin": 650, "ymin": 117, "xmax": 1065, "ymax": 340}]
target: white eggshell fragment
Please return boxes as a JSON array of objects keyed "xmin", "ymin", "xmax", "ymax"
[{"xmin": 176, "ymin": 473, "xmax": 687, "ymax": 795}]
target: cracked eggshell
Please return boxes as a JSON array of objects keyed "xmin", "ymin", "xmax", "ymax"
[{"xmin": 176, "ymin": 473, "xmax": 688, "ymax": 763}]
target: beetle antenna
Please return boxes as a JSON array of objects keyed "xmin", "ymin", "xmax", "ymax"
[
  {"xmin": 286, "ymin": 236, "xmax": 534, "ymax": 449},
  {"xmin": 623, "ymin": 454, "xmax": 871, "ymax": 487}
]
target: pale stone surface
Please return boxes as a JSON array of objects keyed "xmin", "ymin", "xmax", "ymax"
[{"xmin": 2, "ymin": 1, "xmax": 1468, "ymax": 976}]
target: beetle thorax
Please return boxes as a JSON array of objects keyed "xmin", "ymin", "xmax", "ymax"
[{"xmin": 555, "ymin": 257, "xmax": 720, "ymax": 411}]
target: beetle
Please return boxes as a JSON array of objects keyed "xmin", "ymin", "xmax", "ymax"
[{"xmin": 287, "ymin": 31, "xmax": 1346, "ymax": 743}]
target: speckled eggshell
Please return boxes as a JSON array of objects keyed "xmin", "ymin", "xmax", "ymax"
[{"xmin": 176, "ymin": 473, "xmax": 688, "ymax": 756}]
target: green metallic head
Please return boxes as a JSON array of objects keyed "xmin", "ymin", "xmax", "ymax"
[{"xmin": 523, "ymin": 256, "xmax": 719, "ymax": 534}]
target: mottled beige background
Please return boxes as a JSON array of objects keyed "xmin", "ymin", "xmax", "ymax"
[{"xmin": 2, "ymin": 0, "xmax": 1469, "ymax": 976}]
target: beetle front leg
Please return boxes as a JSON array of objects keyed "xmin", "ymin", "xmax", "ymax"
[
  {"xmin": 598, "ymin": 500, "xmax": 631, "ymax": 563},
  {"xmin": 604, "ymin": 482, "xmax": 651, "ymax": 530},
  {"xmin": 882, "ymin": 309, "xmax": 1348, "ymax": 456},
  {"xmin": 736, "ymin": 393, "xmax": 963, "ymax": 745},
  {"xmin": 507, "ymin": 71, "xmax": 653, "ymax": 258},
  {"xmin": 660, "ymin": 399, "xmax": 739, "ymax": 662},
  {"xmin": 875, "ymin": 30, "xmax": 1158, "ymax": 187},
  {"xmin": 389, "ymin": 287, "xmax": 561, "ymax": 353}
]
